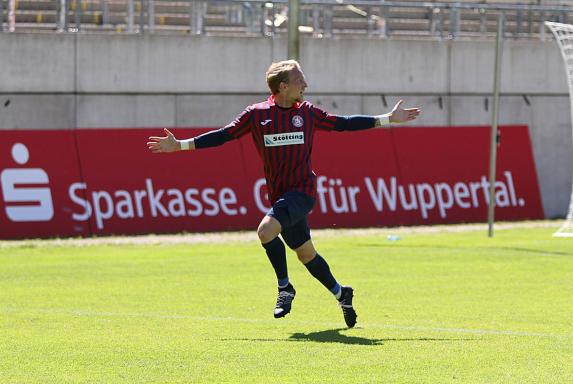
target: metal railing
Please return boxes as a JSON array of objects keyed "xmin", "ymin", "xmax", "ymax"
[{"xmin": 1, "ymin": 0, "xmax": 572, "ymax": 38}]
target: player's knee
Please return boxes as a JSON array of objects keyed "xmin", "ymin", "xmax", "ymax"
[
  {"xmin": 297, "ymin": 250, "xmax": 315, "ymax": 264},
  {"xmin": 257, "ymin": 216, "xmax": 282, "ymax": 243},
  {"xmin": 295, "ymin": 241, "xmax": 316, "ymax": 263},
  {"xmin": 257, "ymin": 222, "xmax": 276, "ymax": 244},
  {"xmin": 256, "ymin": 223, "xmax": 268, "ymax": 242}
]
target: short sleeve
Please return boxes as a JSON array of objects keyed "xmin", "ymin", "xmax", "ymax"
[
  {"xmin": 309, "ymin": 103, "xmax": 338, "ymax": 131},
  {"xmin": 224, "ymin": 107, "xmax": 254, "ymax": 139}
]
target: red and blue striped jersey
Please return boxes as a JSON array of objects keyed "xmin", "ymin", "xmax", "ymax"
[{"xmin": 224, "ymin": 95, "xmax": 338, "ymax": 204}]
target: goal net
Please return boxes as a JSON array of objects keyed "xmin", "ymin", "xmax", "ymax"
[{"xmin": 546, "ymin": 21, "xmax": 573, "ymax": 237}]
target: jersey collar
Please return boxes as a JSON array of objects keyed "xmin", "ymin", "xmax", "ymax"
[{"xmin": 268, "ymin": 94, "xmax": 301, "ymax": 109}]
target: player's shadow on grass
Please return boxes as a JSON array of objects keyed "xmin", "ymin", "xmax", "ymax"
[
  {"xmin": 288, "ymin": 328, "xmax": 457, "ymax": 346},
  {"xmin": 289, "ymin": 328, "xmax": 383, "ymax": 345}
]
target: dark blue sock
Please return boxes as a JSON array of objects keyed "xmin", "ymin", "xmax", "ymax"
[
  {"xmin": 262, "ymin": 237, "xmax": 288, "ymax": 288},
  {"xmin": 304, "ymin": 254, "xmax": 339, "ymax": 294}
]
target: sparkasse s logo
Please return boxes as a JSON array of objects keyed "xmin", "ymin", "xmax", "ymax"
[{"xmin": 1, "ymin": 143, "xmax": 54, "ymax": 222}]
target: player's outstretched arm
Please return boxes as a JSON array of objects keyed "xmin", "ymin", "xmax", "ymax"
[
  {"xmin": 147, "ymin": 128, "xmax": 195, "ymax": 153},
  {"xmin": 329, "ymin": 99, "xmax": 421, "ymax": 131}
]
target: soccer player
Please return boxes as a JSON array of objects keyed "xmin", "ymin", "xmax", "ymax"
[{"xmin": 147, "ymin": 60, "xmax": 420, "ymax": 328}]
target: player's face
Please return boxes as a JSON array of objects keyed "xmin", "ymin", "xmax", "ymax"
[{"xmin": 286, "ymin": 68, "xmax": 308, "ymax": 103}]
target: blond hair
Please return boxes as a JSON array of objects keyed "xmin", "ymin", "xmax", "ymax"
[{"xmin": 266, "ymin": 60, "xmax": 300, "ymax": 94}]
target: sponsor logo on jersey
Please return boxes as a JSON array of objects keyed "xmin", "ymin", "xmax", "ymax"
[
  {"xmin": 263, "ymin": 132, "xmax": 305, "ymax": 147},
  {"xmin": 292, "ymin": 115, "xmax": 304, "ymax": 128}
]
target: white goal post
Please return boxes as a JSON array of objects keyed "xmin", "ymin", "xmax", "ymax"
[{"xmin": 546, "ymin": 21, "xmax": 573, "ymax": 237}]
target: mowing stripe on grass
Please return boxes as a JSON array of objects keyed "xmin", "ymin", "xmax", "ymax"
[{"xmin": 2, "ymin": 307, "xmax": 571, "ymax": 339}]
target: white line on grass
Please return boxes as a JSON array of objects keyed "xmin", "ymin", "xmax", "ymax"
[{"xmin": 2, "ymin": 307, "xmax": 571, "ymax": 339}]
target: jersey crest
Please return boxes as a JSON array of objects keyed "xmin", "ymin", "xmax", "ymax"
[{"xmin": 292, "ymin": 115, "xmax": 304, "ymax": 128}]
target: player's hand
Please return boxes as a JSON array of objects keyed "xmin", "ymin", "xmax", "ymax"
[
  {"xmin": 389, "ymin": 100, "xmax": 421, "ymax": 123},
  {"xmin": 147, "ymin": 128, "xmax": 180, "ymax": 153}
]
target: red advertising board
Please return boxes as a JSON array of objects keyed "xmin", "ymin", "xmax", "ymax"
[{"xmin": 0, "ymin": 126, "xmax": 543, "ymax": 239}]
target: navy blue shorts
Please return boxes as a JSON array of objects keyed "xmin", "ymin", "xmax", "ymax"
[{"xmin": 267, "ymin": 191, "xmax": 315, "ymax": 250}]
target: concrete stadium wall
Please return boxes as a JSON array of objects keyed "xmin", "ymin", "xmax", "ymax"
[{"xmin": 0, "ymin": 33, "xmax": 570, "ymax": 219}]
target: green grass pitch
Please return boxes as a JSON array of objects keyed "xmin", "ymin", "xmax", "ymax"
[{"xmin": 1, "ymin": 225, "xmax": 572, "ymax": 383}]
